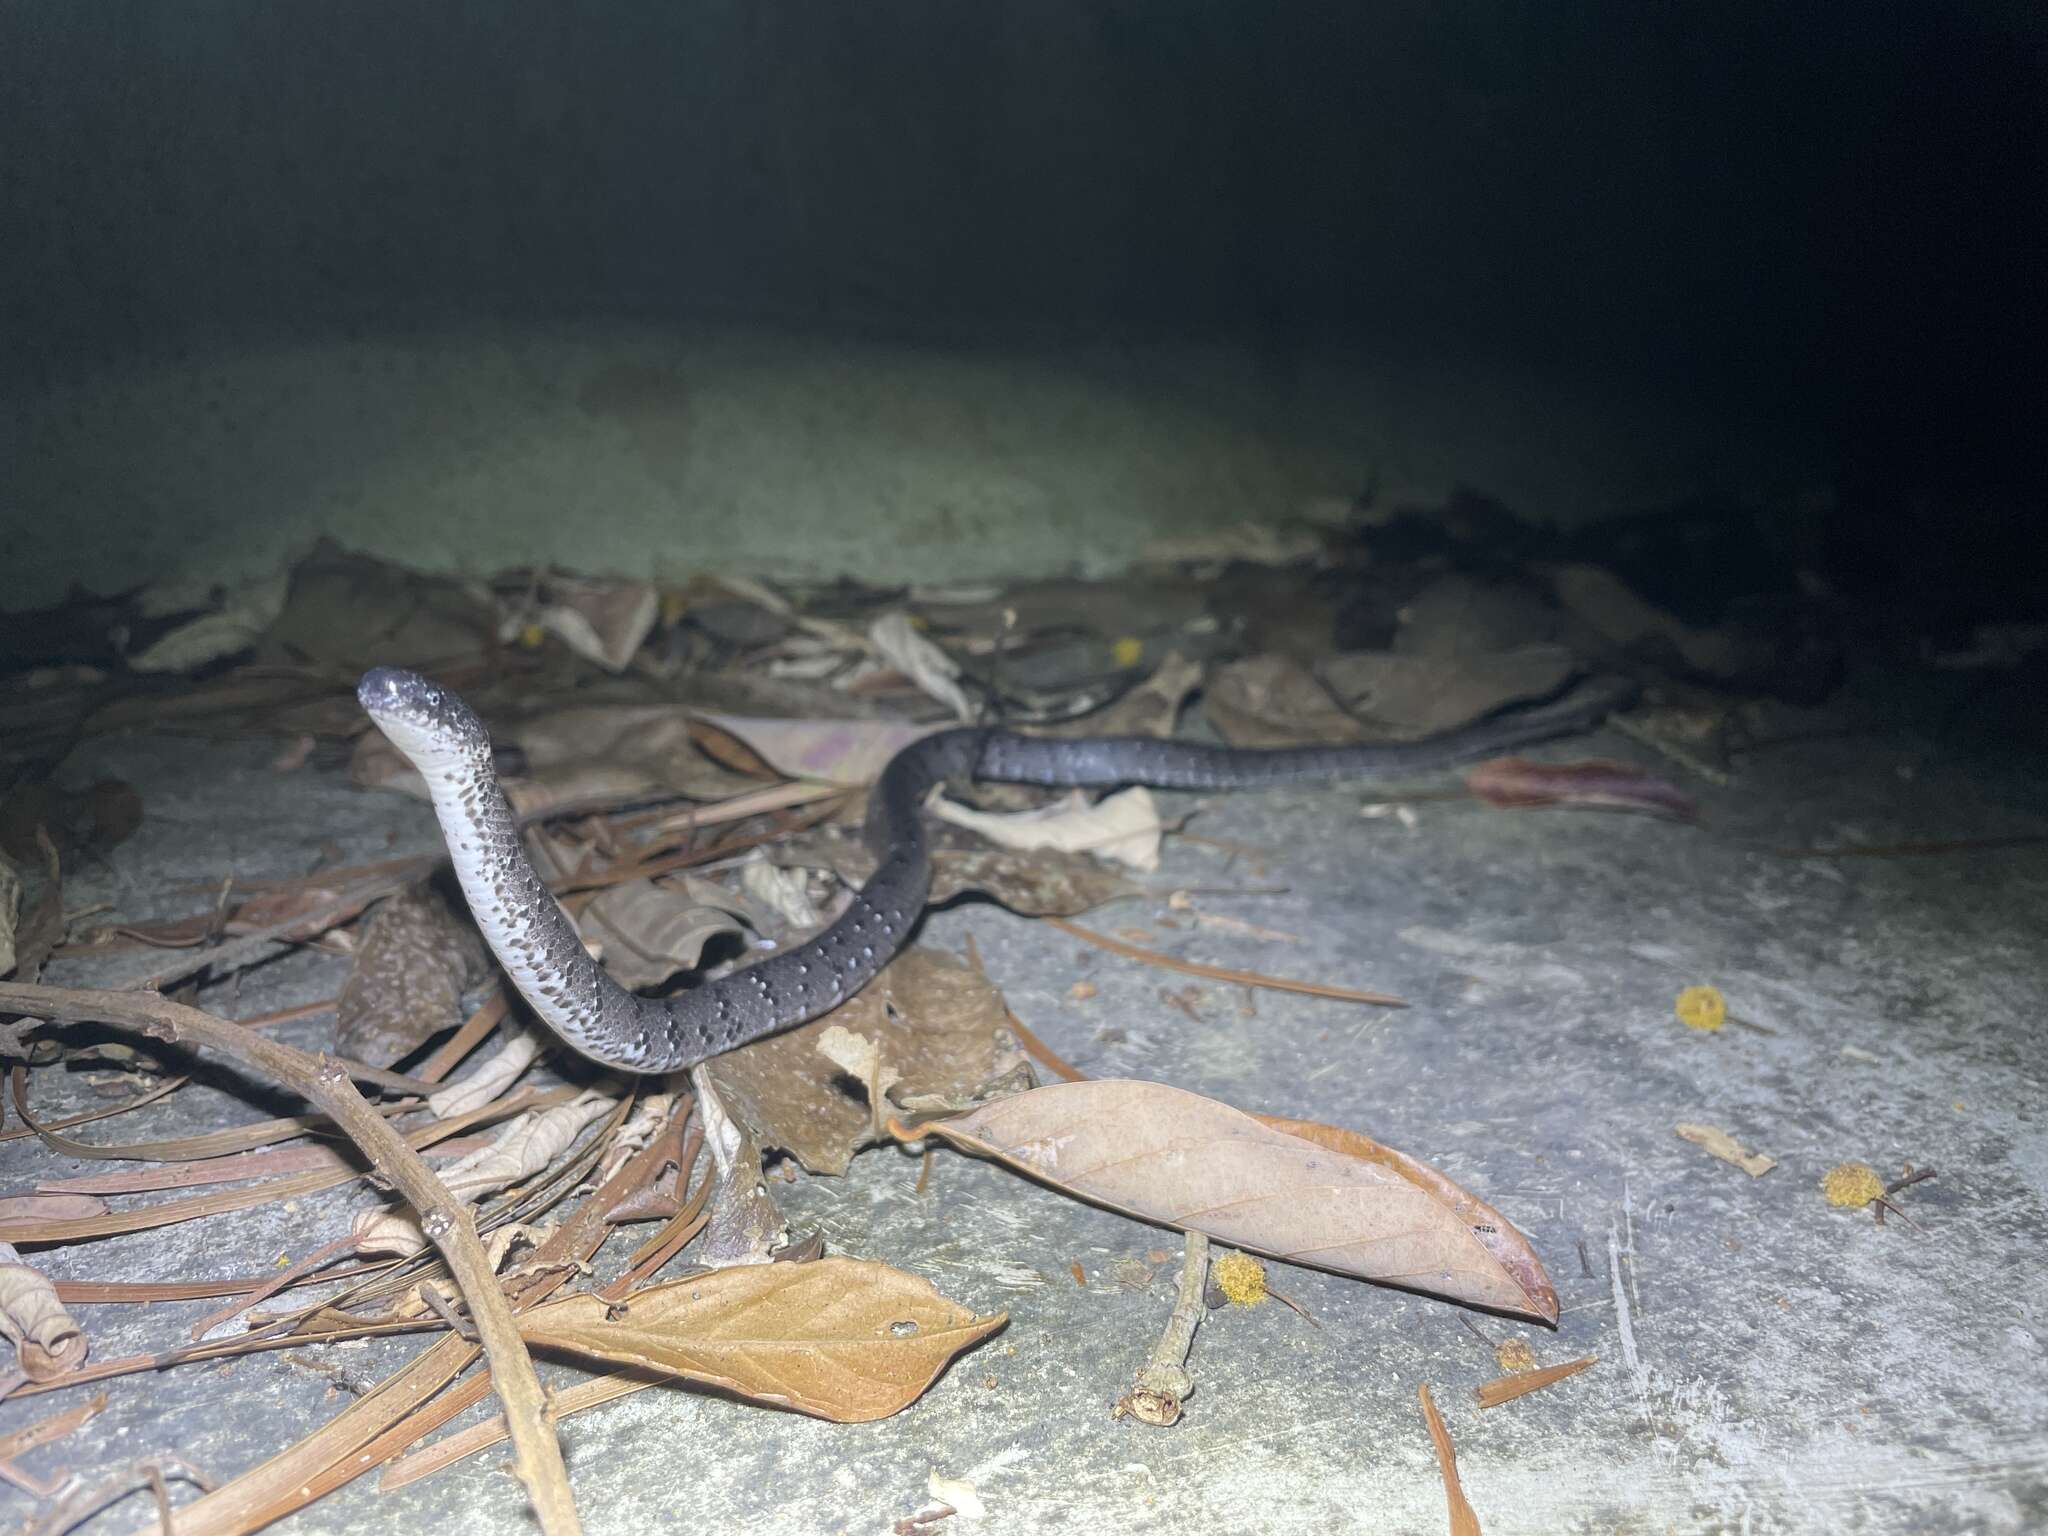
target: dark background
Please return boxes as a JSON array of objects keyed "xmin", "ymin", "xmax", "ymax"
[{"xmin": 5, "ymin": 0, "xmax": 2043, "ymax": 599}]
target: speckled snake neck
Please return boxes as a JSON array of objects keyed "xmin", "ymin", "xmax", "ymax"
[{"xmin": 358, "ymin": 667, "xmax": 1633, "ymax": 1072}]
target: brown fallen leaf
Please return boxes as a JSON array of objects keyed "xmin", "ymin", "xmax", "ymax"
[
  {"xmin": 335, "ymin": 881, "xmax": 489, "ymax": 1064},
  {"xmin": 1674, "ymin": 1122, "xmax": 1777, "ymax": 1178},
  {"xmin": 909, "ymin": 1080, "xmax": 1555, "ymax": 1319},
  {"xmin": 1205, "ymin": 654, "xmax": 1368, "ymax": 748},
  {"xmin": 1033, "ymin": 651, "xmax": 1203, "ymax": 741},
  {"xmin": 706, "ymin": 947, "xmax": 1033, "ymax": 1176},
  {"xmin": 1253, "ymin": 1116, "xmax": 1557, "ymax": 1323},
  {"xmin": 1475, "ymin": 1353, "xmax": 1597, "ymax": 1408},
  {"xmin": 693, "ymin": 713, "xmax": 946, "ymax": 785},
  {"xmin": 518, "ymin": 1257, "xmax": 1006, "ymax": 1422},
  {"xmin": 1317, "ymin": 646, "xmax": 1575, "ymax": 738},
  {"xmin": 1464, "ymin": 757, "xmax": 1697, "ymax": 821},
  {"xmin": 575, "ymin": 876, "xmax": 749, "ymax": 991}
]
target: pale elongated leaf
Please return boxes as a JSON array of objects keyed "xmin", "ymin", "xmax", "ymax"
[
  {"xmin": 920, "ymin": 1080, "xmax": 1555, "ymax": 1320},
  {"xmin": 519, "ymin": 1257, "xmax": 1005, "ymax": 1422}
]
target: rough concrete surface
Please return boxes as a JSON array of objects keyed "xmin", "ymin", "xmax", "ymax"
[{"xmin": 1, "ymin": 666, "xmax": 2042, "ymax": 1534}]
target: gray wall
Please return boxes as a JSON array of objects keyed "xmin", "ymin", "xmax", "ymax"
[{"xmin": 3, "ymin": 1, "xmax": 2041, "ymax": 597}]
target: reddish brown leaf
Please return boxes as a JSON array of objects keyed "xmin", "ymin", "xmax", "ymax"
[{"xmin": 1464, "ymin": 756, "xmax": 1696, "ymax": 820}]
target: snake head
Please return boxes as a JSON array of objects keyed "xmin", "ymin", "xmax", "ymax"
[{"xmin": 357, "ymin": 668, "xmax": 492, "ymax": 771}]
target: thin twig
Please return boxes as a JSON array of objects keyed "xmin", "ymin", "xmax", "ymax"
[
  {"xmin": 1002, "ymin": 1008, "xmax": 1089, "ymax": 1083},
  {"xmin": 1114, "ymin": 1230, "xmax": 1210, "ymax": 1426},
  {"xmin": 1040, "ymin": 916, "xmax": 1406, "ymax": 1007},
  {"xmin": 0, "ymin": 980, "xmax": 581, "ymax": 1536}
]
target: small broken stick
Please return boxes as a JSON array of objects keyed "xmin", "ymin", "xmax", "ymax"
[{"xmin": 1113, "ymin": 1230, "xmax": 1210, "ymax": 1426}]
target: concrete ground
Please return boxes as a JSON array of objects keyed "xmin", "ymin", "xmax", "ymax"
[{"xmin": 3, "ymin": 660, "xmax": 2043, "ymax": 1534}]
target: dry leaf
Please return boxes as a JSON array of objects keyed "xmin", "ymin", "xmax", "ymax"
[
  {"xmin": 915, "ymin": 1081, "xmax": 1554, "ymax": 1319},
  {"xmin": 1316, "ymin": 646, "xmax": 1574, "ymax": 737},
  {"xmin": 1464, "ymin": 757, "xmax": 1697, "ymax": 821},
  {"xmin": 1674, "ymin": 1122, "xmax": 1777, "ymax": 1177},
  {"xmin": 579, "ymin": 878, "xmax": 748, "ymax": 990},
  {"xmin": 780, "ymin": 827, "xmax": 1141, "ymax": 917},
  {"xmin": 127, "ymin": 571, "xmax": 290, "ymax": 672},
  {"xmin": 354, "ymin": 1092, "xmax": 619, "ymax": 1256},
  {"xmin": 689, "ymin": 1068, "xmax": 786, "ymax": 1267},
  {"xmin": 869, "ymin": 611, "xmax": 975, "ymax": 721},
  {"xmin": 706, "ymin": 947, "xmax": 1031, "ymax": 1176},
  {"xmin": 691, "ymin": 714, "xmax": 945, "ymax": 785},
  {"xmin": 1252, "ymin": 1115, "xmax": 1557, "ymax": 1323},
  {"xmin": 514, "ymin": 705, "xmax": 764, "ymax": 800},
  {"xmin": 932, "ymin": 786, "xmax": 1162, "ymax": 872},
  {"xmin": 518, "ymin": 1257, "xmax": 1005, "ymax": 1422},
  {"xmin": 428, "ymin": 1022, "xmax": 547, "ymax": 1119},
  {"xmin": 1043, "ymin": 651, "xmax": 1202, "ymax": 740},
  {"xmin": 505, "ymin": 575, "xmax": 659, "ymax": 673},
  {"xmin": 0, "ymin": 1241, "xmax": 89, "ymax": 1379},
  {"xmin": 335, "ymin": 881, "xmax": 489, "ymax": 1064},
  {"xmin": 1204, "ymin": 655, "xmax": 1368, "ymax": 748}
]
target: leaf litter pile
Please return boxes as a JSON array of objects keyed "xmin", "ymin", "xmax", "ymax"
[{"xmin": 0, "ymin": 528, "xmax": 1943, "ymax": 1532}]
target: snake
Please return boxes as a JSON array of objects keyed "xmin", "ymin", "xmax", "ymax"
[{"xmin": 358, "ymin": 665, "xmax": 1633, "ymax": 1073}]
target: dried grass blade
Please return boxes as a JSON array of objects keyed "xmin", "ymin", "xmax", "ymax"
[
  {"xmin": 1474, "ymin": 1353, "xmax": 1597, "ymax": 1408},
  {"xmin": 1418, "ymin": 1381, "xmax": 1482, "ymax": 1535},
  {"xmin": 381, "ymin": 1369, "xmax": 659, "ymax": 1491},
  {"xmin": 1039, "ymin": 915, "xmax": 1405, "ymax": 1006}
]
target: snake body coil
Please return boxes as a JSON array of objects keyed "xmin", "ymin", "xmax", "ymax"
[{"xmin": 359, "ymin": 666, "xmax": 1630, "ymax": 1072}]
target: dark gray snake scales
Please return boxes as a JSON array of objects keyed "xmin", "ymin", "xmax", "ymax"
[{"xmin": 358, "ymin": 665, "xmax": 1633, "ymax": 1072}]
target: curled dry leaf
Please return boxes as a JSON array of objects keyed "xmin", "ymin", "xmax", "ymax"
[
  {"xmin": 518, "ymin": 1257, "xmax": 1006, "ymax": 1422},
  {"xmin": 932, "ymin": 786, "xmax": 1162, "ymax": 873},
  {"xmin": 578, "ymin": 877, "xmax": 748, "ymax": 990},
  {"xmin": 355, "ymin": 1091, "xmax": 620, "ymax": 1255},
  {"xmin": 0, "ymin": 1240, "xmax": 89, "ymax": 1379},
  {"xmin": 505, "ymin": 575, "xmax": 659, "ymax": 673},
  {"xmin": 869, "ymin": 611, "xmax": 975, "ymax": 722},
  {"xmin": 689, "ymin": 1067, "xmax": 787, "ymax": 1267},
  {"xmin": 429, "ymin": 1020, "xmax": 547, "ymax": 1119},
  {"xmin": 335, "ymin": 881, "xmax": 489, "ymax": 1064},
  {"xmin": 516, "ymin": 705, "xmax": 765, "ymax": 800},
  {"xmin": 706, "ymin": 947, "xmax": 1032, "ymax": 1176},
  {"xmin": 915, "ymin": 1080, "xmax": 1556, "ymax": 1320},
  {"xmin": 1464, "ymin": 757, "xmax": 1697, "ymax": 821}
]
